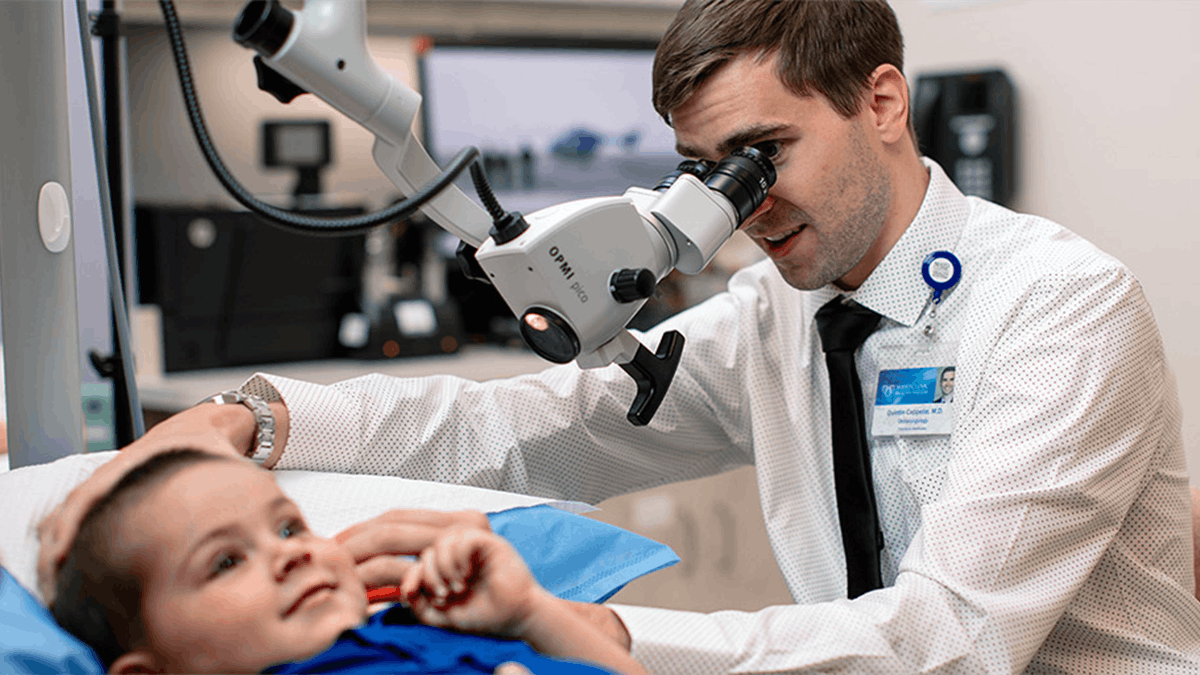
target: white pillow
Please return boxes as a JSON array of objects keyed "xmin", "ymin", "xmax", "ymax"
[{"xmin": 0, "ymin": 451, "xmax": 590, "ymax": 604}]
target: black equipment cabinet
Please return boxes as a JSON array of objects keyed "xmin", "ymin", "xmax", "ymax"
[{"xmin": 135, "ymin": 204, "xmax": 366, "ymax": 372}]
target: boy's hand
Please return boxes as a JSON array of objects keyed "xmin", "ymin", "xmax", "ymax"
[{"xmin": 399, "ymin": 527, "xmax": 546, "ymax": 637}]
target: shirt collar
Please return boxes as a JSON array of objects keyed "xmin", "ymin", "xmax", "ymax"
[{"xmin": 809, "ymin": 159, "xmax": 969, "ymax": 327}]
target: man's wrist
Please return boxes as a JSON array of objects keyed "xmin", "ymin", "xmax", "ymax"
[
  {"xmin": 198, "ymin": 400, "xmax": 260, "ymax": 457},
  {"xmin": 199, "ymin": 390, "xmax": 274, "ymax": 462},
  {"xmin": 195, "ymin": 390, "xmax": 289, "ymax": 468},
  {"xmin": 567, "ymin": 600, "xmax": 632, "ymax": 651}
]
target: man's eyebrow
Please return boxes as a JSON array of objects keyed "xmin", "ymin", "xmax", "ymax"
[{"xmin": 676, "ymin": 123, "xmax": 791, "ymax": 159}]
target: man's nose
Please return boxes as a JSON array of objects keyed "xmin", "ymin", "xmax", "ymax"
[{"xmin": 740, "ymin": 194, "xmax": 776, "ymax": 230}]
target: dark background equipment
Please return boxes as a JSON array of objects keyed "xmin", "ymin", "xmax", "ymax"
[
  {"xmin": 913, "ymin": 69, "xmax": 1016, "ymax": 206},
  {"xmin": 260, "ymin": 118, "xmax": 332, "ymax": 205},
  {"xmin": 135, "ymin": 204, "xmax": 366, "ymax": 372}
]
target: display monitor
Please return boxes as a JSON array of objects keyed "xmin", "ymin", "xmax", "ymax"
[
  {"xmin": 261, "ymin": 119, "xmax": 331, "ymax": 168},
  {"xmin": 261, "ymin": 119, "xmax": 332, "ymax": 201},
  {"xmin": 419, "ymin": 42, "xmax": 684, "ymax": 216}
]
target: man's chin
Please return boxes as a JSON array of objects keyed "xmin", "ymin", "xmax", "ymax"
[{"xmin": 774, "ymin": 262, "xmax": 835, "ymax": 291}]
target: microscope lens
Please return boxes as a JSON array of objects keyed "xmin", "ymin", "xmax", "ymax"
[{"xmin": 519, "ymin": 309, "xmax": 580, "ymax": 364}]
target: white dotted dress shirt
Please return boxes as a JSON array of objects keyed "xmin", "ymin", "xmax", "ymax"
[{"xmin": 246, "ymin": 161, "xmax": 1200, "ymax": 673}]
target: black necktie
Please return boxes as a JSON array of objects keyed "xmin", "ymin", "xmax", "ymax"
[{"xmin": 815, "ymin": 296, "xmax": 884, "ymax": 599}]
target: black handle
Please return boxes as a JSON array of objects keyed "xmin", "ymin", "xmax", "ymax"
[
  {"xmin": 619, "ymin": 330, "xmax": 685, "ymax": 426},
  {"xmin": 252, "ymin": 55, "xmax": 307, "ymax": 104}
]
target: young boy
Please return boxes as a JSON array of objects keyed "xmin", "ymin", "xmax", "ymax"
[{"xmin": 49, "ymin": 449, "xmax": 646, "ymax": 674}]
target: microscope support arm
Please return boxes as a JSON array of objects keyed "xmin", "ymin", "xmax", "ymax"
[{"xmin": 237, "ymin": 0, "xmax": 493, "ymax": 246}]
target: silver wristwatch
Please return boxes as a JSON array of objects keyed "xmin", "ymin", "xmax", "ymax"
[{"xmin": 201, "ymin": 390, "xmax": 275, "ymax": 464}]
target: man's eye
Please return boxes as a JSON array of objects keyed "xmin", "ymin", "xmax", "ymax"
[{"xmin": 752, "ymin": 140, "xmax": 782, "ymax": 158}]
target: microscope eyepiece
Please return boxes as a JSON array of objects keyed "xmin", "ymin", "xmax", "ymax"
[
  {"xmin": 704, "ymin": 146, "xmax": 777, "ymax": 223},
  {"xmin": 653, "ymin": 159, "xmax": 714, "ymax": 192},
  {"xmin": 233, "ymin": 0, "xmax": 294, "ymax": 57}
]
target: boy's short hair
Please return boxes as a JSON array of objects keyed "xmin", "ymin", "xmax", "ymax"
[{"xmin": 50, "ymin": 448, "xmax": 235, "ymax": 667}]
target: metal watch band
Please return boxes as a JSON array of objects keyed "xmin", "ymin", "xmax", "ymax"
[{"xmin": 201, "ymin": 390, "xmax": 275, "ymax": 464}]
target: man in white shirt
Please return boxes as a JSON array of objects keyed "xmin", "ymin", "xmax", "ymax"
[{"xmin": 42, "ymin": 1, "xmax": 1198, "ymax": 672}]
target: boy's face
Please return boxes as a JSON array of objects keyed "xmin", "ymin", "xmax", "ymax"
[{"xmin": 115, "ymin": 460, "xmax": 367, "ymax": 673}]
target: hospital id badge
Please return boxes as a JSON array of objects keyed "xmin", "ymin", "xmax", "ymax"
[{"xmin": 871, "ymin": 341, "xmax": 958, "ymax": 437}]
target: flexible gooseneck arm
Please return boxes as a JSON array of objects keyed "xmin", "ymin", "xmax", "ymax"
[{"xmin": 233, "ymin": 0, "xmax": 492, "ymax": 246}]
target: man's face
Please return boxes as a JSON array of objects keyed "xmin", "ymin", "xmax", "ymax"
[
  {"xmin": 121, "ymin": 460, "xmax": 367, "ymax": 673},
  {"xmin": 670, "ymin": 52, "xmax": 893, "ymax": 290},
  {"xmin": 941, "ymin": 370, "xmax": 955, "ymax": 396}
]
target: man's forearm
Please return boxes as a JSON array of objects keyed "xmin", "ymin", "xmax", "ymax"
[{"xmin": 522, "ymin": 592, "xmax": 642, "ymax": 674}]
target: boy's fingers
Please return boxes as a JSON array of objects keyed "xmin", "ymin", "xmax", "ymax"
[
  {"xmin": 411, "ymin": 599, "xmax": 450, "ymax": 628},
  {"xmin": 445, "ymin": 530, "xmax": 484, "ymax": 590},
  {"xmin": 494, "ymin": 663, "xmax": 534, "ymax": 675},
  {"xmin": 398, "ymin": 560, "xmax": 422, "ymax": 599},
  {"xmin": 433, "ymin": 532, "xmax": 470, "ymax": 594},
  {"xmin": 421, "ymin": 547, "xmax": 449, "ymax": 600}
]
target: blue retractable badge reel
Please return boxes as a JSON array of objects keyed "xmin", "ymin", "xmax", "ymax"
[{"xmin": 921, "ymin": 250, "xmax": 961, "ymax": 336}]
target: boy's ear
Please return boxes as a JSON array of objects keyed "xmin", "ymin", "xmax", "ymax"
[{"xmin": 110, "ymin": 649, "xmax": 165, "ymax": 674}]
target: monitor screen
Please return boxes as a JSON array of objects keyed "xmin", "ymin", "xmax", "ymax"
[
  {"xmin": 420, "ymin": 44, "xmax": 684, "ymax": 215},
  {"xmin": 262, "ymin": 120, "xmax": 331, "ymax": 168}
]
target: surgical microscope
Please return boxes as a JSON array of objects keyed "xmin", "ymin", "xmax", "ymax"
[{"xmin": 172, "ymin": 0, "xmax": 777, "ymax": 426}]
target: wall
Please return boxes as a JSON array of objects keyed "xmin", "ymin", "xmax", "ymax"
[{"xmin": 892, "ymin": 0, "xmax": 1200, "ymax": 481}]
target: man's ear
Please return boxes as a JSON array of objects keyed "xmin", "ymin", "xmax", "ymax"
[
  {"xmin": 865, "ymin": 63, "xmax": 911, "ymax": 146},
  {"xmin": 110, "ymin": 648, "xmax": 165, "ymax": 674}
]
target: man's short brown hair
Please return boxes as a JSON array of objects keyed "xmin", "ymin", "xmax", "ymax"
[{"xmin": 652, "ymin": 0, "xmax": 905, "ymax": 125}]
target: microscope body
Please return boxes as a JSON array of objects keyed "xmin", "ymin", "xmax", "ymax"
[{"xmin": 475, "ymin": 176, "xmax": 744, "ymax": 370}]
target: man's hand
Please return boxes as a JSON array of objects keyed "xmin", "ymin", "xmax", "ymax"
[
  {"xmin": 35, "ymin": 400, "xmax": 284, "ymax": 603},
  {"xmin": 336, "ymin": 509, "xmax": 492, "ymax": 593}
]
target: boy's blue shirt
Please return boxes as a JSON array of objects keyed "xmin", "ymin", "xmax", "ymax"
[{"xmin": 262, "ymin": 604, "xmax": 616, "ymax": 674}]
